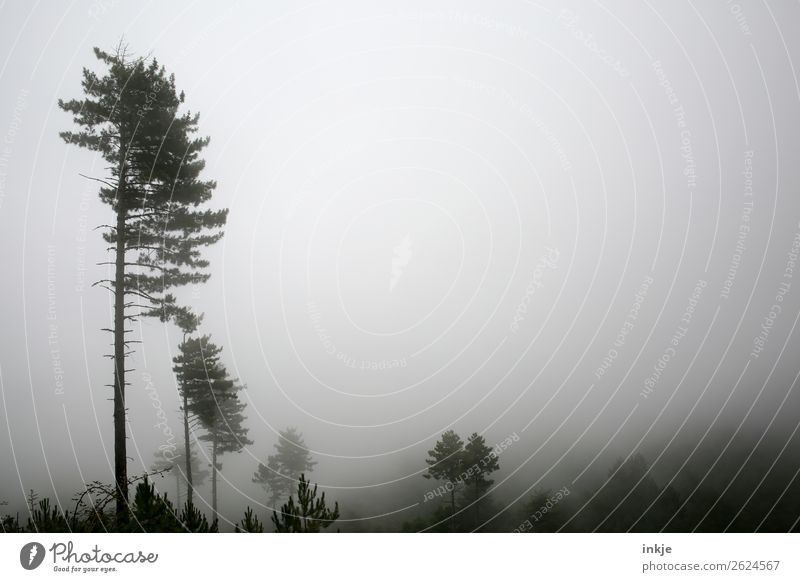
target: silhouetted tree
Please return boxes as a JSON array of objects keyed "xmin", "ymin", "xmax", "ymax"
[
  {"xmin": 253, "ymin": 427, "xmax": 316, "ymax": 508},
  {"xmin": 59, "ymin": 43, "xmax": 227, "ymax": 521},
  {"xmin": 519, "ymin": 489, "xmax": 567, "ymax": 532},
  {"xmin": 424, "ymin": 430, "xmax": 465, "ymax": 532},
  {"xmin": 27, "ymin": 498, "xmax": 70, "ymax": 533},
  {"xmin": 170, "ymin": 309, "xmax": 204, "ymax": 505},
  {"xmin": 178, "ymin": 500, "xmax": 216, "ymax": 533},
  {"xmin": 1, "ymin": 514, "xmax": 22, "ymax": 533},
  {"xmin": 401, "ymin": 504, "xmax": 458, "ymax": 533},
  {"xmin": 582, "ymin": 453, "xmax": 682, "ymax": 532},
  {"xmin": 1, "ymin": 475, "xmax": 233, "ymax": 533},
  {"xmin": 252, "ymin": 455, "xmax": 287, "ymax": 508},
  {"xmin": 125, "ymin": 478, "xmax": 182, "ymax": 532},
  {"xmin": 119, "ymin": 478, "xmax": 220, "ymax": 532},
  {"xmin": 188, "ymin": 337, "xmax": 252, "ymax": 522},
  {"xmin": 150, "ymin": 444, "xmax": 209, "ymax": 508},
  {"xmin": 235, "ymin": 507, "xmax": 264, "ymax": 533},
  {"xmin": 461, "ymin": 432, "xmax": 500, "ymax": 530},
  {"xmin": 272, "ymin": 474, "xmax": 339, "ymax": 533}
]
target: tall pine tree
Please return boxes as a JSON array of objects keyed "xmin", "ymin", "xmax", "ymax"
[
  {"xmin": 170, "ymin": 309, "xmax": 203, "ymax": 505},
  {"xmin": 59, "ymin": 44, "xmax": 227, "ymax": 521},
  {"xmin": 424, "ymin": 430, "xmax": 465, "ymax": 532},
  {"xmin": 461, "ymin": 432, "xmax": 499, "ymax": 530},
  {"xmin": 253, "ymin": 427, "xmax": 316, "ymax": 508},
  {"xmin": 187, "ymin": 336, "xmax": 252, "ymax": 522},
  {"xmin": 252, "ymin": 455, "xmax": 287, "ymax": 509}
]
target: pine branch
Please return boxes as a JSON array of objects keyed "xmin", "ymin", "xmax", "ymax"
[{"xmin": 79, "ymin": 173, "xmax": 118, "ymax": 189}]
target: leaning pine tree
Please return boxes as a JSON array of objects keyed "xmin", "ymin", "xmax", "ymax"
[
  {"xmin": 171, "ymin": 308, "xmax": 204, "ymax": 506},
  {"xmin": 187, "ymin": 336, "xmax": 252, "ymax": 523},
  {"xmin": 59, "ymin": 44, "xmax": 228, "ymax": 521}
]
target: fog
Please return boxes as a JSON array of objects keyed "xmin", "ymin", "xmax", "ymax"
[{"xmin": 1, "ymin": 1, "xmax": 799, "ymax": 531}]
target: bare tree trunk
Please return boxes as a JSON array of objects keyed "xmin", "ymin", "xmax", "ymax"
[
  {"xmin": 450, "ymin": 489, "xmax": 456, "ymax": 533},
  {"xmin": 112, "ymin": 187, "xmax": 128, "ymax": 522},
  {"xmin": 211, "ymin": 439, "xmax": 218, "ymax": 523},
  {"xmin": 176, "ymin": 472, "xmax": 182, "ymax": 509},
  {"xmin": 475, "ymin": 484, "xmax": 480, "ymax": 531},
  {"xmin": 182, "ymin": 333, "xmax": 193, "ymax": 506},
  {"xmin": 176, "ymin": 332, "xmax": 194, "ymax": 506}
]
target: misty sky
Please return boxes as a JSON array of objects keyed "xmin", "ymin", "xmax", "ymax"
[{"xmin": 1, "ymin": 1, "xmax": 800, "ymax": 526}]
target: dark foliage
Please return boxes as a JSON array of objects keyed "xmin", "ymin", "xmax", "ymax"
[
  {"xmin": 235, "ymin": 507, "xmax": 264, "ymax": 533},
  {"xmin": 59, "ymin": 43, "xmax": 227, "ymax": 519},
  {"xmin": 272, "ymin": 474, "xmax": 339, "ymax": 533},
  {"xmin": 253, "ymin": 427, "xmax": 316, "ymax": 508}
]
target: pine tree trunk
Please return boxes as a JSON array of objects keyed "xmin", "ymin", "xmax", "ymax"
[
  {"xmin": 450, "ymin": 489, "xmax": 456, "ymax": 533},
  {"xmin": 176, "ymin": 472, "xmax": 182, "ymax": 508},
  {"xmin": 112, "ymin": 190, "xmax": 128, "ymax": 522},
  {"xmin": 211, "ymin": 438, "xmax": 218, "ymax": 523},
  {"xmin": 183, "ymin": 390, "xmax": 193, "ymax": 505},
  {"xmin": 474, "ymin": 483, "xmax": 480, "ymax": 531}
]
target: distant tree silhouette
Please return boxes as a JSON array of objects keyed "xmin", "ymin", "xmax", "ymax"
[
  {"xmin": 59, "ymin": 43, "xmax": 227, "ymax": 521},
  {"xmin": 253, "ymin": 427, "xmax": 316, "ymax": 508},
  {"xmin": 461, "ymin": 432, "xmax": 500, "ymax": 530},
  {"xmin": 669, "ymin": 480, "xmax": 732, "ymax": 532},
  {"xmin": 518, "ymin": 489, "xmax": 569, "ymax": 532},
  {"xmin": 1, "ymin": 514, "xmax": 21, "ymax": 533},
  {"xmin": 581, "ymin": 454, "xmax": 682, "ymax": 532},
  {"xmin": 186, "ymin": 336, "xmax": 252, "ymax": 522},
  {"xmin": 170, "ymin": 308, "xmax": 204, "ymax": 505},
  {"xmin": 25, "ymin": 489, "xmax": 39, "ymax": 522},
  {"xmin": 272, "ymin": 474, "xmax": 339, "ymax": 533},
  {"xmin": 401, "ymin": 504, "xmax": 461, "ymax": 533},
  {"xmin": 252, "ymin": 455, "xmax": 287, "ymax": 509},
  {"xmin": 27, "ymin": 498, "xmax": 70, "ymax": 533},
  {"xmin": 150, "ymin": 444, "xmax": 209, "ymax": 508},
  {"xmin": 126, "ymin": 479, "xmax": 183, "ymax": 532},
  {"xmin": 178, "ymin": 500, "xmax": 217, "ymax": 533},
  {"xmin": 424, "ymin": 430, "xmax": 465, "ymax": 532}
]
